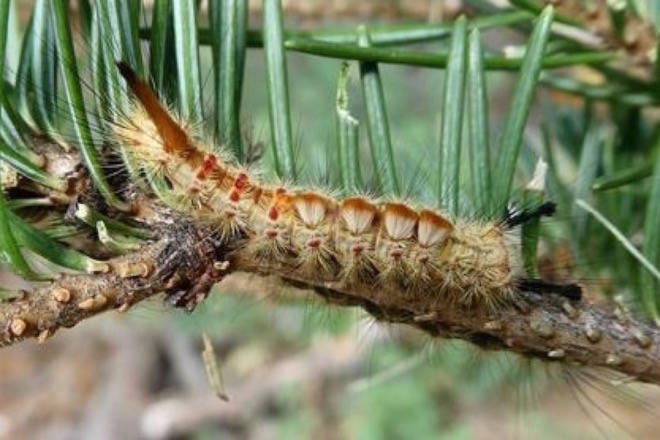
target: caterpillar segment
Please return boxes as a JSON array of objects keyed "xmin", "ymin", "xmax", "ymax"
[
  {"xmin": 244, "ymin": 187, "xmax": 295, "ymax": 264},
  {"xmin": 411, "ymin": 210, "xmax": 455, "ymax": 295},
  {"xmin": 375, "ymin": 203, "xmax": 417, "ymax": 290},
  {"xmin": 114, "ymin": 62, "xmax": 576, "ymax": 311},
  {"xmin": 337, "ymin": 197, "xmax": 380, "ymax": 283},
  {"xmin": 290, "ymin": 192, "xmax": 341, "ymax": 276}
]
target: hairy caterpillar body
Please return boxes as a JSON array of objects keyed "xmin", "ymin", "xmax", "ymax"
[{"xmin": 114, "ymin": 62, "xmax": 568, "ymax": 312}]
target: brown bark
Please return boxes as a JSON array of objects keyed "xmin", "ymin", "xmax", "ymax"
[{"xmin": 0, "ymin": 221, "xmax": 218, "ymax": 347}]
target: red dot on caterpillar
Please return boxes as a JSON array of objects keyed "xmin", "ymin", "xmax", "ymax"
[
  {"xmin": 307, "ymin": 238, "xmax": 322, "ymax": 249},
  {"xmin": 390, "ymin": 249, "xmax": 404, "ymax": 260},
  {"xmin": 352, "ymin": 245, "xmax": 364, "ymax": 255},
  {"xmin": 234, "ymin": 172, "xmax": 248, "ymax": 189},
  {"xmin": 195, "ymin": 154, "xmax": 219, "ymax": 180},
  {"xmin": 268, "ymin": 206, "xmax": 279, "ymax": 221},
  {"xmin": 229, "ymin": 190, "xmax": 241, "ymax": 202}
]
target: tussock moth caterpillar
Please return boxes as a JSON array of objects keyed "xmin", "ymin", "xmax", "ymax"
[
  {"xmin": 114, "ymin": 60, "xmax": 581, "ymax": 313},
  {"xmin": 1, "ymin": 2, "xmax": 659, "ymax": 437}
]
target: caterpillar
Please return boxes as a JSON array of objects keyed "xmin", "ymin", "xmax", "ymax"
[
  {"xmin": 0, "ymin": 4, "xmax": 658, "ymax": 436},
  {"xmin": 114, "ymin": 61, "xmax": 580, "ymax": 313}
]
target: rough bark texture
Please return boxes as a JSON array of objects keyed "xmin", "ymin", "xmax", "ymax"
[
  {"xmin": 0, "ymin": 221, "xmax": 218, "ymax": 347},
  {"xmin": 2, "ymin": 219, "xmax": 659, "ymax": 385},
  {"xmin": 235, "ymin": 259, "xmax": 660, "ymax": 385}
]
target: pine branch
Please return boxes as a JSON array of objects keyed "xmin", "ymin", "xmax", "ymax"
[
  {"xmin": 2, "ymin": 193, "xmax": 659, "ymax": 385},
  {"xmin": 0, "ymin": 219, "xmax": 218, "ymax": 346}
]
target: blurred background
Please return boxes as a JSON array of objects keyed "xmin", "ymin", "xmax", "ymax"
[{"xmin": 2, "ymin": 1, "xmax": 660, "ymax": 439}]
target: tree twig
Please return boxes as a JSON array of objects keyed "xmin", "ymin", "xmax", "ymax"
[
  {"xmin": 1, "ymin": 186, "xmax": 659, "ymax": 385},
  {"xmin": 0, "ymin": 220, "xmax": 218, "ymax": 347}
]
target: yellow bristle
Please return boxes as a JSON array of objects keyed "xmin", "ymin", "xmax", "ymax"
[
  {"xmin": 382, "ymin": 203, "xmax": 418, "ymax": 241},
  {"xmin": 340, "ymin": 197, "xmax": 378, "ymax": 235}
]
